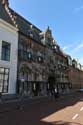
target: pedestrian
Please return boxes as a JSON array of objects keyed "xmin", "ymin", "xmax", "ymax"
[
  {"xmin": 0, "ymin": 92, "xmax": 2, "ymax": 103},
  {"xmin": 54, "ymin": 88, "xmax": 59, "ymax": 98}
]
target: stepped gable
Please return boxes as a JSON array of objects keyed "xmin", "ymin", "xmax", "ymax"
[
  {"xmin": 0, "ymin": 0, "xmax": 14, "ymax": 25},
  {"xmin": 0, "ymin": 0, "xmax": 42, "ymax": 43}
]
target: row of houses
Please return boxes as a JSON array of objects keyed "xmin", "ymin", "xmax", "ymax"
[{"xmin": 0, "ymin": 0, "xmax": 83, "ymax": 97}]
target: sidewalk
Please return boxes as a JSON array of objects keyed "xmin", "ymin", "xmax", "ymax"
[{"xmin": 0, "ymin": 91, "xmax": 80, "ymax": 113}]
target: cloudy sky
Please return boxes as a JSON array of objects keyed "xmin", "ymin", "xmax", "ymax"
[{"xmin": 9, "ymin": 0, "xmax": 83, "ymax": 64}]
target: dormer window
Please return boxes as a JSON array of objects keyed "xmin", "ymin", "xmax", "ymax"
[
  {"xmin": 72, "ymin": 60, "xmax": 77, "ymax": 68},
  {"xmin": 28, "ymin": 29, "xmax": 33, "ymax": 38},
  {"xmin": 30, "ymin": 33, "xmax": 33, "ymax": 38}
]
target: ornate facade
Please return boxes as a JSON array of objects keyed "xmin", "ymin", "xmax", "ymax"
[
  {"xmin": 0, "ymin": 0, "xmax": 83, "ymax": 96},
  {"xmin": 16, "ymin": 26, "xmax": 70, "ymax": 96}
]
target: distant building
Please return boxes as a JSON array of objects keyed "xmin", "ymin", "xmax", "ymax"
[{"xmin": 67, "ymin": 56, "xmax": 83, "ymax": 91}]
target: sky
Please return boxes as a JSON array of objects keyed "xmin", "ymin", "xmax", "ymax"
[{"xmin": 9, "ymin": 0, "xmax": 83, "ymax": 64}]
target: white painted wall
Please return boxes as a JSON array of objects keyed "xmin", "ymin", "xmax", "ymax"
[{"xmin": 0, "ymin": 19, "xmax": 18, "ymax": 94}]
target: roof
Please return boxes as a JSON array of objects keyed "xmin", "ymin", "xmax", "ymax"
[
  {"xmin": 0, "ymin": 0, "xmax": 42, "ymax": 43},
  {"xmin": 9, "ymin": 8, "xmax": 42, "ymax": 42},
  {"xmin": 0, "ymin": 1, "xmax": 14, "ymax": 26}
]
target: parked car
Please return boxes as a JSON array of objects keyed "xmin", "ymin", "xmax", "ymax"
[{"xmin": 79, "ymin": 88, "xmax": 83, "ymax": 92}]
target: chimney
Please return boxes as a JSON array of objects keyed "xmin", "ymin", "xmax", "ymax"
[{"xmin": 2, "ymin": 0, "xmax": 9, "ymax": 6}]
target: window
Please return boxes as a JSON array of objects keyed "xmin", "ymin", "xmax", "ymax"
[
  {"xmin": 0, "ymin": 67, "xmax": 9, "ymax": 93},
  {"xmin": 27, "ymin": 52, "xmax": 32, "ymax": 60},
  {"xmin": 38, "ymin": 56, "xmax": 43, "ymax": 63},
  {"xmin": 1, "ymin": 41, "xmax": 11, "ymax": 61},
  {"xmin": 18, "ymin": 43, "xmax": 33, "ymax": 61}
]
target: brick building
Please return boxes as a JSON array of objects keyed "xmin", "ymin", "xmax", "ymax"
[{"xmin": 67, "ymin": 56, "xmax": 83, "ymax": 91}]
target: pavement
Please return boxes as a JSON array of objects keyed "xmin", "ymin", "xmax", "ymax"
[{"xmin": 0, "ymin": 92, "xmax": 83, "ymax": 125}]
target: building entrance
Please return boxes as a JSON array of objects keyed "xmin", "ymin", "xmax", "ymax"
[{"xmin": 47, "ymin": 76, "xmax": 57, "ymax": 96}]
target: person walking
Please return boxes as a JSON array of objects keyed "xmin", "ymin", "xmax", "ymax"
[{"xmin": 0, "ymin": 92, "xmax": 2, "ymax": 103}]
